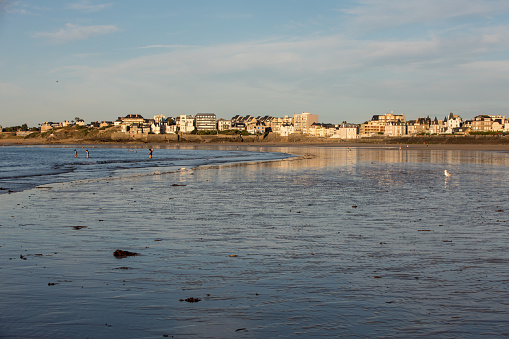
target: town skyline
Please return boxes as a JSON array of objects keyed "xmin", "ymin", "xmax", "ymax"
[
  {"xmin": 0, "ymin": 109, "xmax": 499, "ymax": 130},
  {"xmin": 2, "ymin": 1, "xmax": 509, "ymax": 127}
]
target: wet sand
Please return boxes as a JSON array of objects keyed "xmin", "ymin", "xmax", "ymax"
[{"xmin": 1, "ymin": 145, "xmax": 509, "ymax": 337}]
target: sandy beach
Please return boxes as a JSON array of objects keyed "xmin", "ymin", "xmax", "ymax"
[{"xmin": 1, "ymin": 144, "xmax": 509, "ymax": 337}]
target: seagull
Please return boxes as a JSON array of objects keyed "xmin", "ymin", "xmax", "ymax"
[{"xmin": 444, "ymin": 170, "xmax": 451, "ymax": 177}]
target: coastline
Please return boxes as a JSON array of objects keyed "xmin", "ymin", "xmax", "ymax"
[{"xmin": 2, "ymin": 137, "xmax": 509, "ymax": 152}]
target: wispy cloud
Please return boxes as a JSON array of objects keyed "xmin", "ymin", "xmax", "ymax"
[
  {"xmin": 1, "ymin": 0, "xmax": 47, "ymax": 15},
  {"xmin": 33, "ymin": 23, "xmax": 119, "ymax": 43},
  {"xmin": 138, "ymin": 45, "xmax": 196, "ymax": 49},
  {"xmin": 67, "ymin": 1, "xmax": 112, "ymax": 12},
  {"xmin": 341, "ymin": 0, "xmax": 509, "ymax": 33}
]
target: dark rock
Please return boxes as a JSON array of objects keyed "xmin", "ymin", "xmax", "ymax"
[{"xmin": 113, "ymin": 249, "xmax": 138, "ymax": 258}]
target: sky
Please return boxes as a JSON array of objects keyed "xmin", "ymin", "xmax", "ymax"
[{"xmin": 1, "ymin": 0, "xmax": 509, "ymax": 127}]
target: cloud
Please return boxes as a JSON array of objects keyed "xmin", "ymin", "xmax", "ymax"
[
  {"xmin": 341, "ymin": 0, "xmax": 509, "ymax": 33},
  {"xmin": 138, "ymin": 45, "xmax": 197, "ymax": 49},
  {"xmin": 67, "ymin": 1, "xmax": 112, "ymax": 12},
  {"xmin": 1, "ymin": 1, "xmax": 47, "ymax": 15},
  {"xmin": 33, "ymin": 23, "xmax": 119, "ymax": 43}
]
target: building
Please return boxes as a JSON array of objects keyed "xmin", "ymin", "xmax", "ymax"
[
  {"xmin": 122, "ymin": 114, "xmax": 144, "ymax": 125},
  {"xmin": 120, "ymin": 114, "xmax": 151, "ymax": 134},
  {"xmin": 336, "ymin": 124, "xmax": 358, "ymax": 139},
  {"xmin": 471, "ymin": 115, "xmax": 495, "ymax": 132},
  {"xmin": 430, "ymin": 117, "xmax": 446, "ymax": 134},
  {"xmin": 445, "ymin": 113, "xmax": 462, "ymax": 133},
  {"xmin": 217, "ymin": 118, "xmax": 232, "ymax": 131},
  {"xmin": 384, "ymin": 122, "xmax": 407, "ymax": 136},
  {"xmin": 179, "ymin": 115, "xmax": 195, "ymax": 134},
  {"xmin": 153, "ymin": 115, "xmax": 166, "ymax": 124},
  {"xmin": 195, "ymin": 113, "xmax": 217, "ymax": 131},
  {"xmin": 269, "ymin": 115, "xmax": 293, "ymax": 135},
  {"xmin": 279, "ymin": 123, "xmax": 294, "ymax": 137},
  {"xmin": 309, "ymin": 123, "xmax": 336, "ymax": 137},
  {"xmin": 40, "ymin": 121, "xmax": 59, "ymax": 133},
  {"xmin": 294, "ymin": 112, "xmax": 319, "ymax": 134},
  {"xmin": 407, "ymin": 117, "xmax": 431, "ymax": 135},
  {"xmin": 360, "ymin": 112, "xmax": 405, "ymax": 136}
]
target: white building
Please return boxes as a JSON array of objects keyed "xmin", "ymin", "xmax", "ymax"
[
  {"xmin": 217, "ymin": 119, "xmax": 232, "ymax": 131},
  {"xmin": 445, "ymin": 113, "xmax": 462, "ymax": 133},
  {"xmin": 179, "ymin": 115, "xmax": 195, "ymax": 134},
  {"xmin": 336, "ymin": 125, "xmax": 358, "ymax": 139},
  {"xmin": 279, "ymin": 123, "xmax": 294, "ymax": 137}
]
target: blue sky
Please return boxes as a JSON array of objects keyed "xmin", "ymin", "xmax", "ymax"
[{"xmin": 1, "ymin": 0, "xmax": 509, "ymax": 127}]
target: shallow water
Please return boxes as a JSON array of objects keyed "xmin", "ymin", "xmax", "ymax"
[
  {"xmin": 1, "ymin": 145, "xmax": 509, "ymax": 338},
  {"xmin": 0, "ymin": 145, "xmax": 290, "ymax": 193}
]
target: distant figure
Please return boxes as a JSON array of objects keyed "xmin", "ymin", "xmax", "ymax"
[
  {"xmin": 148, "ymin": 149, "xmax": 153, "ymax": 159},
  {"xmin": 74, "ymin": 149, "xmax": 77, "ymax": 158},
  {"xmin": 86, "ymin": 150, "xmax": 89, "ymax": 158},
  {"xmin": 444, "ymin": 170, "xmax": 451, "ymax": 177}
]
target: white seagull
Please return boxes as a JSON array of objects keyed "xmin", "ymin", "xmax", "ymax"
[{"xmin": 444, "ymin": 170, "xmax": 451, "ymax": 177}]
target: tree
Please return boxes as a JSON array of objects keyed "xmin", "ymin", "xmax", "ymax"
[{"xmin": 21, "ymin": 123, "xmax": 28, "ymax": 131}]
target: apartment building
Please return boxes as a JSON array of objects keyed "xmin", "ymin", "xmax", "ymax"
[
  {"xmin": 195, "ymin": 113, "xmax": 217, "ymax": 130},
  {"xmin": 294, "ymin": 112, "xmax": 319, "ymax": 134}
]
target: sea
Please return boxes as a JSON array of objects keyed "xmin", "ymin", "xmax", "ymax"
[{"xmin": 1, "ymin": 144, "xmax": 509, "ymax": 338}]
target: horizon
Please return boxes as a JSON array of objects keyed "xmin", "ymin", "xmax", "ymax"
[{"xmin": 1, "ymin": 1, "xmax": 509, "ymax": 127}]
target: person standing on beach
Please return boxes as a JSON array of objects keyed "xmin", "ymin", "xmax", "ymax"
[
  {"xmin": 148, "ymin": 149, "xmax": 153, "ymax": 159},
  {"xmin": 74, "ymin": 149, "xmax": 77, "ymax": 158},
  {"xmin": 86, "ymin": 150, "xmax": 89, "ymax": 158}
]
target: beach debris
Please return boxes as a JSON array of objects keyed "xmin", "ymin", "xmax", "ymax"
[
  {"xmin": 179, "ymin": 297, "xmax": 201, "ymax": 303},
  {"xmin": 72, "ymin": 226, "xmax": 87, "ymax": 230},
  {"xmin": 48, "ymin": 282, "xmax": 57, "ymax": 286},
  {"xmin": 20, "ymin": 254, "xmax": 27, "ymax": 260},
  {"xmin": 374, "ymin": 276, "xmax": 382, "ymax": 279},
  {"xmin": 229, "ymin": 254, "xmax": 238, "ymax": 257},
  {"xmin": 352, "ymin": 205, "xmax": 358, "ymax": 208},
  {"xmin": 116, "ymin": 267, "xmax": 131, "ymax": 270},
  {"xmin": 113, "ymin": 249, "xmax": 138, "ymax": 258},
  {"xmin": 171, "ymin": 184, "xmax": 186, "ymax": 186},
  {"xmin": 235, "ymin": 328, "xmax": 248, "ymax": 332}
]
